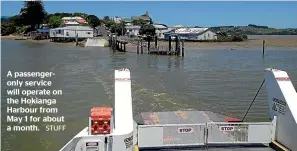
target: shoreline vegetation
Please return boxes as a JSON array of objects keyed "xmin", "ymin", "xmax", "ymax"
[{"xmin": 2, "ymin": 34, "xmax": 297, "ymax": 48}]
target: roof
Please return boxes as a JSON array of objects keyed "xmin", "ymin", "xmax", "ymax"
[
  {"xmin": 64, "ymin": 21, "xmax": 79, "ymax": 25},
  {"xmin": 131, "ymin": 16, "xmax": 151, "ymax": 21},
  {"xmin": 122, "ymin": 18, "xmax": 132, "ymax": 23},
  {"xmin": 174, "ymin": 28, "xmax": 209, "ymax": 34},
  {"xmin": 53, "ymin": 26, "xmax": 93, "ymax": 31},
  {"xmin": 125, "ymin": 25, "xmax": 141, "ymax": 29},
  {"xmin": 37, "ymin": 29, "xmax": 50, "ymax": 33},
  {"xmin": 173, "ymin": 25, "xmax": 185, "ymax": 28},
  {"xmin": 76, "ymin": 19, "xmax": 87, "ymax": 23},
  {"xmin": 62, "ymin": 16, "xmax": 83, "ymax": 20},
  {"xmin": 153, "ymin": 24, "xmax": 167, "ymax": 29}
]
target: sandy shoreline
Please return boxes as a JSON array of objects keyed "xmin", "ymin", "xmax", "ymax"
[{"xmin": 2, "ymin": 35, "xmax": 297, "ymax": 48}]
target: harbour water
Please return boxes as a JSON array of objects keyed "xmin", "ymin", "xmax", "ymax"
[{"xmin": 1, "ymin": 39, "xmax": 297, "ymax": 151}]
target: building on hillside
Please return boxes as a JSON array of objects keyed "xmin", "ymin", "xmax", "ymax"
[
  {"xmin": 61, "ymin": 17, "xmax": 88, "ymax": 26},
  {"xmin": 125, "ymin": 25, "xmax": 141, "ymax": 36},
  {"xmin": 131, "ymin": 11, "xmax": 151, "ymax": 24},
  {"xmin": 164, "ymin": 28, "xmax": 217, "ymax": 41},
  {"xmin": 50, "ymin": 26, "xmax": 93, "ymax": 39},
  {"xmin": 171, "ymin": 25, "xmax": 185, "ymax": 30},
  {"xmin": 112, "ymin": 16, "xmax": 122, "ymax": 23},
  {"xmin": 122, "ymin": 18, "xmax": 133, "ymax": 26},
  {"xmin": 153, "ymin": 24, "xmax": 170, "ymax": 39}
]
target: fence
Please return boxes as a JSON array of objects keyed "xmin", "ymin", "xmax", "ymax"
[{"xmin": 137, "ymin": 122, "xmax": 273, "ymax": 148}]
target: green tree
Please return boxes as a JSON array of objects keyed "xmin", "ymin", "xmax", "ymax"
[
  {"xmin": 1, "ymin": 22, "xmax": 16, "ymax": 35},
  {"xmin": 132, "ymin": 19, "xmax": 146, "ymax": 26},
  {"xmin": 20, "ymin": 0, "xmax": 46, "ymax": 29},
  {"xmin": 87, "ymin": 15, "xmax": 101, "ymax": 28},
  {"xmin": 48, "ymin": 16, "xmax": 61, "ymax": 28},
  {"xmin": 111, "ymin": 21, "xmax": 126, "ymax": 36},
  {"xmin": 102, "ymin": 16, "xmax": 110, "ymax": 24},
  {"xmin": 105, "ymin": 20, "xmax": 116, "ymax": 28},
  {"xmin": 139, "ymin": 24, "xmax": 155, "ymax": 36},
  {"xmin": 8, "ymin": 15, "xmax": 23, "ymax": 26}
]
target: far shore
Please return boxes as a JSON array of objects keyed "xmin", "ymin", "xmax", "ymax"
[
  {"xmin": 1, "ymin": 35, "xmax": 77, "ymax": 46},
  {"xmin": 2, "ymin": 34, "xmax": 297, "ymax": 48}
]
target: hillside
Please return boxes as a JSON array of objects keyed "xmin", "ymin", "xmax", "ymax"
[{"xmin": 210, "ymin": 24, "xmax": 297, "ymax": 35}]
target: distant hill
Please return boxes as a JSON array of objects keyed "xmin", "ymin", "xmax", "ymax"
[
  {"xmin": 1, "ymin": 16, "xmax": 11, "ymax": 22},
  {"xmin": 210, "ymin": 24, "xmax": 297, "ymax": 35}
]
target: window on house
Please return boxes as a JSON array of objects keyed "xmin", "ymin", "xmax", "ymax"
[
  {"xmin": 208, "ymin": 33, "xmax": 210, "ymax": 37},
  {"xmin": 66, "ymin": 32, "xmax": 69, "ymax": 36}
]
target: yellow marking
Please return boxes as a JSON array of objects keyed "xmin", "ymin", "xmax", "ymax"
[
  {"xmin": 134, "ymin": 145, "xmax": 139, "ymax": 151},
  {"xmin": 175, "ymin": 111, "xmax": 188, "ymax": 120},
  {"xmin": 270, "ymin": 140, "xmax": 290, "ymax": 151}
]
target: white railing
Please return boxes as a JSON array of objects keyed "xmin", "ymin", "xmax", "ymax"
[
  {"xmin": 137, "ymin": 122, "xmax": 273, "ymax": 148},
  {"xmin": 206, "ymin": 122, "xmax": 272, "ymax": 144}
]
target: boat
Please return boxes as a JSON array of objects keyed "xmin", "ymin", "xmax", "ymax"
[{"xmin": 60, "ymin": 68, "xmax": 297, "ymax": 151}]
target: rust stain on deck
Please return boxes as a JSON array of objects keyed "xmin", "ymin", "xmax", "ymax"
[
  {"xmin": 175, "ymin": 111, "xmax": 188, "ymax": 120},
  {"xmin": 149, "ymin": 112, "xmax": 160, "ymax": 124}
]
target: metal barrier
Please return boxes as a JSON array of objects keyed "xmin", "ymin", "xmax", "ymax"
[
  {"xmin": 137, "ymin": 124, "xmax": 206, "ymax": 148},
  {"xmin": 206, "ymin": 122, "xmax": 273, "ymax": 144},
  {"xmin": 137, "ymin": 122, "xmax": 273, "ymax": 148}
]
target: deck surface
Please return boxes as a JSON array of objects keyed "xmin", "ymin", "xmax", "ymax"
[{"xmin": 138, "ymin": 111, "xmax": 231, "ymax": 125}]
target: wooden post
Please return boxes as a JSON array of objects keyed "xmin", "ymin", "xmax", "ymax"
[
  {"xmin": 182, "ymin": 40, "xmax": 184, "ymax": 57},
  {"xmin": 175, "ymin": 36, "xmax": 179, "ymax": 55},
  {"xmin": 137, "ymin": 38, "xmax": 140, "ymax": 54},
  {"xmin": 169, "ymin": 36, "xmax": 172, "ymax": 52},
  {"xmin": 75, "ymin": 33, "xmax": 78, "ymax": 46},
  {"xmin": 124, "ymin": 43, "xmax": 126, "ymax": 52},
  {"xmin": 262, "ymin": 40, "xmax": 265, "ymax": 57},
  {"xmin": 141, "ymin": 37, "xmax": 143, "ymax": 54},
  {"xmin": 147, "ymin": 36, "xmax": 151, "ymax": 54},
  {"xmin": 155, "ymin": 36, "xmax": 158, "ymax": 49},
  {"xmin": 120, "ymin": 41, "xmax": 123, "ymax": 51}
]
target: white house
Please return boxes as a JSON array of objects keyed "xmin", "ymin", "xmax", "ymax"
[
  {"xmin": 164, "ymin": 28, "xmax": 217, "ymax": 41},
  {"xmin": 50, "ymin": 26, "xmax": 94, "ymax": 38},
  {"xmin": 125, "ymin": 25, "xmax": 141, "ymax": 36},
  {"xmin": 153, "ymin": 24, "xmax": 168, "ymax": 39}
]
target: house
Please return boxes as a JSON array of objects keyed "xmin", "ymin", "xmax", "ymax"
[
  {"xmin": 164, "ymin": 27, "xmax": 217, "ymax": 41},
  {"xmin": 125, "ymin": 25, "xmax": 141, "ymax": 36},
  {"xmin": 61, "ymin": 17, "xmax": 88, "ymax": 26},
  {"xmin": 122, "ymin": 18, "xmax": 133, "ymax": 26},
  {"xmin": 153, "ymin": 24, "xmax": 170, "ymax": 39},
  {"xmin": 50, "ymin": 26, "xmax": 93, "ymax": 39},
  {"xmin": 112, "ymin": 16, "xmax": 122, "ymax": 23}
]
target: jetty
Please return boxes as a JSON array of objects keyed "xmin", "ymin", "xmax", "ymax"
[{"xmin": 109, "ymin": 34, "xmax": 185, "ymax": 57}]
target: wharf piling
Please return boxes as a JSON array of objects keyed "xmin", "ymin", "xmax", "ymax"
[{"xmin": 109, "ymin": 34, "xmax": 184, "ymax": 57}]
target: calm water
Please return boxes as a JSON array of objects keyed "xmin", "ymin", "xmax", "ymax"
[{"xmin": 1, "ymin": 39, "xmax": 297, "ymax": 151}]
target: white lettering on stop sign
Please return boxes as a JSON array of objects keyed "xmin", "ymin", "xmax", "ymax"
[
  {"xmin": 178, "ymin": 127, "xmax": 193, "ymax": 133},
  {"xmin": 219, "ymin": 126, "xmax": 234, "ymax": 131}
]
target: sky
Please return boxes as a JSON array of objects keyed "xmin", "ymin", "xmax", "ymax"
[{"xmin": 1, "ymin": 1, "xmax": 297, "ymax": 28}]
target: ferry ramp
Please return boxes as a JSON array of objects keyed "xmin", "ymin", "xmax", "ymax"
[{"xmin": 136, "ymin": 111, "xmax": 275, "ymax": 151}]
